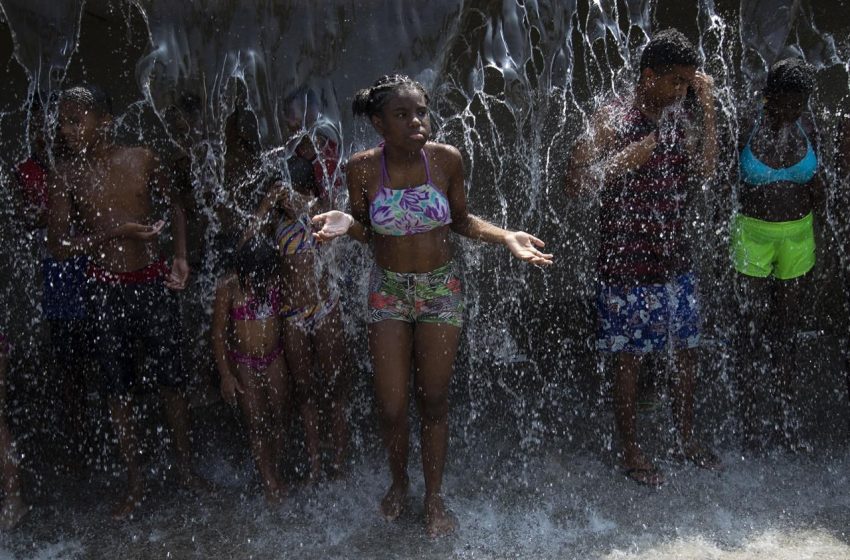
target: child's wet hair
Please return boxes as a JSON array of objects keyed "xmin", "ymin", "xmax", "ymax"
[
  {"xmin": 764, "ymin": 58, "xmax": 815, "ymax": 98},
  {"xmin": 639, "ymin": 28, "xmax": 699, "ymax": 73},
  {"xmin": 352, "ymin": 74, "xmax": 429, "ymax": 118},
  {"xmin": 232, "ymin": 240, "xmax": 279, "ymax": 292},
  {"xmin": 60, "ymin": 84, "xmax": 114, "ymax": 117}
]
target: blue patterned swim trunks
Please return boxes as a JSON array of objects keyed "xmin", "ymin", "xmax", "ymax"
[{"xmin": 596, "ymin": 272, "xmax": 701, "ymax": 353}]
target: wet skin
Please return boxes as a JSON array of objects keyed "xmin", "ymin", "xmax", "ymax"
[
  {"xmin": 212, "ymin": 274, "xmax": 290, "ymax": 503},
  {"xmin": 321, "ymin": 87, "xmax": 550, "ymax": 537},
  {"xmin": 247, "ymin": 130, "xmax": 352, "ymax": 482},
  {"xmin": 48, "ymin": 98, "xmax": 195, "ymax": 519},
  {"xmin": 739, "ymin": 92, "xmax": 821, "ymax": 221},
  {"xmin": 49, "ymin": 99, "xmax": 188, "ymax": 282},
  {"xmin": 736, "ymin": 92, "xmax": 821, "ymax": 449}
]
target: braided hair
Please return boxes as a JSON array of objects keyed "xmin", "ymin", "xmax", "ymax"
[{"xmin": 351, "ymin": 74, "xmax": 429, "ymax": 118}]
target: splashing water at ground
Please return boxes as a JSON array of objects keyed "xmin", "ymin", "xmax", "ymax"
[{"xmin": 0, "ymin": 0, "xmax": 849, "ymax": 557}]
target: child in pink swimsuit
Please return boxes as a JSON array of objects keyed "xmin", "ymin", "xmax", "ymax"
[{"xmin": 212, "ymin": 242, "xmax": 290, "ymax": 503}]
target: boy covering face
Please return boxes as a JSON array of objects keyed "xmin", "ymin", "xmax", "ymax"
[{"xmin": 566, "ymin": 29, "xmax": 721, "ymax": 486}]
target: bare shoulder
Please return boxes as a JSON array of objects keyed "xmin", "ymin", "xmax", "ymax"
[
  {"xmin": 345, "ymin": 147, "xmax": 381, "ymax": 181},
  {"xmin": 427, "ymin": 142, "xmax": 461, "ymax": 159},
  {"xmin": 426, "ymin": 142, "xmax": 463, "ymax": 173},
  {"xmin": 346, "ymin": 147, "xmax": 380, "ymax": 169}
]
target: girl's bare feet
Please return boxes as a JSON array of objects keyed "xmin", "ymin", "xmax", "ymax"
[
  {"xmin": 678, "ymin": 442, "xmax": 724, "ymax": 471},
  {"xmin": 329, "ymin": 452, "xmax": 349, "ymax": 481},
  {"xmin": 0, "ymin": 495, "xmax": 29, "ymax": 530},
  {"xmin": 424, "ymin": 494, "xmax": 457, "ymax": 537},
  {"xmin": 262, "ymin": 481, "xmax": 287, "ymax": 506},
  {"xmin": 380, "ymin": 478, "xmax": 408, "ymax": 521},
  {"xmin": 111, "ymin": 480, "xmax": 145, "ymax": 520}
]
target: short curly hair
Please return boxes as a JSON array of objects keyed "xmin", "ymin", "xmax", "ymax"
[
  {"xmin": 639, "ymin": 28, "xmax": 699, "ymax": 73},
  {"xmin": 764, "ymin": 58, "xmax": 815, "ymax": 98},
  {"xmin": 60, "ymin": 84, "xmax": 113, "ymax": 116}
]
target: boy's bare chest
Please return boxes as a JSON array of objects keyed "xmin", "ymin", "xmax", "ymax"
[{"xmin": 69, "ymin": 163, "xmax": 152, "ymax": 220}]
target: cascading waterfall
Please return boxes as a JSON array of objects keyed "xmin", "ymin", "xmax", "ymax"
[{"xmin": 1, "ymin": 1, "xmax": 849, "ymax": 558}]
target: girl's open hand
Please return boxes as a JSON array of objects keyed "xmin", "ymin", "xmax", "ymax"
[
  {"xmin": 312, "ymin": 211, "xmax": 354, "ymax": 242},
  {"xmin": 504, "ymin": 231, "xmax": 553, "ymax": 266}
]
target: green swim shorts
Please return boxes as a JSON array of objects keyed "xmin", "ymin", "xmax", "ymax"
[{"xmin": 731, "ymin": 212, "xmax": 815, "ymax": 280}]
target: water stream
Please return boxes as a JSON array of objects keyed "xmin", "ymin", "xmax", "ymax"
[{"xmin": 1, "ymin": 1, "xmax": 849, "ymax": 557}]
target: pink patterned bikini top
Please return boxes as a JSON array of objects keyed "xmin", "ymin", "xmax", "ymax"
[
  {"xmin": 368, "ymin": 145, "xmax": 452, "ymax": 236},
  {"xmin": 230, "ymin": 288, "xmax": 281, "ymax": 322}
]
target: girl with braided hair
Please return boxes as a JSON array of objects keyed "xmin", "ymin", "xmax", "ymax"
[{"xmin": 313, "ymin": 74, "xmax": 552, "ymax": 537}]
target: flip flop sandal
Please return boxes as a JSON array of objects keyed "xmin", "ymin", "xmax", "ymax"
[{"xmin": 622, "ymin": 465, "xmax": 664, "ymax": 487}]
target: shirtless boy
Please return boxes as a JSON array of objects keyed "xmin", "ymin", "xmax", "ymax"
[{"xmin": 48, "ymin": 84, "xmax": 199, "ymax": 518}]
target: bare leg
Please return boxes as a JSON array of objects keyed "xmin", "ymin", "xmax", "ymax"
[
  {"xmin": 671, "ymin": 348, "xmax": 721, "ymax": 469},
  {"xmin": 736, "ymin": 275, "xmax": 773, "ymax": 449},
  {"xmin": 265, "ymin": 355, "xmax": 291, "ymax": 495},
  {"xmin": 313, "ymin": 309, "xmax": 350, "ymax": 477},
  {"xmin": 614, "ymin": 352, "xmax": 662, "ymax": 485},
  {"xmin": 672, "ymin": 348, "xmax": 697, "ymax": 446},
  {"xmin": 234, "ymin": 362, "xmax": 283, "ymax": 504},
  {"xmin": 1, "ymin": 354, "xmax": 27, "ymax": 530},
  {"xmin": 108, "ymin": 394, "xmax": 145, "ymax": 519},
  {"xmin": 412, "ymin": 322, "xmax": 460, "ymax": 537},
  {"xmin": 283, "ymin": 323, "xmax": 321, "ymax": 480},
  {"xmin": 159, "ymin": 385, "xmax": 205, "ymax": 488},
  {"xmin": 774, "ymin": 276, "xmax": 808, "ymax": 451},
  {"xmin": 369, "ymin": 320, "xmax": 413, "ymax": 521}
]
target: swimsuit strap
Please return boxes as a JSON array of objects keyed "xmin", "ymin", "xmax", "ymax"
[
  {"xmin": 745, "ymin": 107, "xmax": 764, "ymax": 147},
  {"xmin": 421, "ymin": 148, "xmax": 432, "ymax": 184},
  {"xmin": 796, "ymin": 120, "xmax": 813, "ymax": 149},
  {"xmin": 747, "ymin": 107, "xmax": 811, "ymax": 150},
  {"xmin": 379, "ymin": 143, "xmax": 391, "ymax": 189},
  {"xmin": 379, "ymin": 143, "xmax": 432, "ymax": 188}
]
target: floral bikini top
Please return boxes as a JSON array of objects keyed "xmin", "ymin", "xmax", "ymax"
[{"xmin": 368, "ymin": 145, "xmax": 452, "ymax": 236}]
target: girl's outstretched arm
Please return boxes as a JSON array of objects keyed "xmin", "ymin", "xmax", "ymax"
[
  {"xmin": 312, "ymin": 154, "xmax": 372, "ymax": 244},
  {"xmin": 444, "ymin": 145, "xmax": 553, "ymax": 266}
]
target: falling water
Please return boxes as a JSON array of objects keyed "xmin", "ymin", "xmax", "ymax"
[{"xmin": 1, "ymin": 0, "xmax": 850, "ymax": 558}]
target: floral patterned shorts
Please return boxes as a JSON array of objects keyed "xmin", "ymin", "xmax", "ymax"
[
  {"xmin": 596, "ymin": 272, "xmax": 701, "ymax": 353},
  {"xmin": 367, "ymin": 262, "xmax": 463, "ymax": 328}
]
